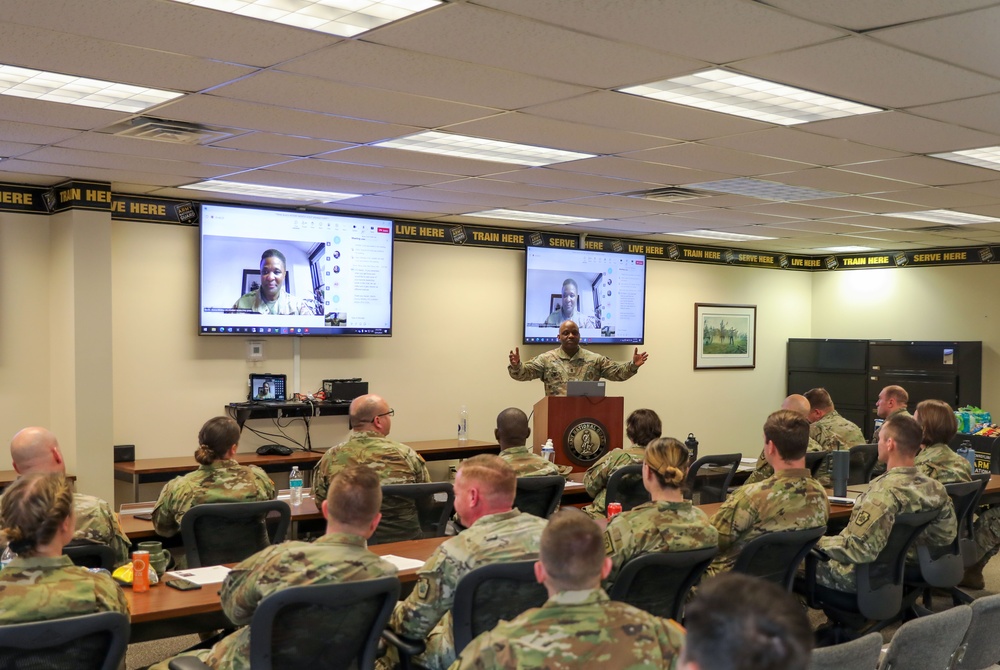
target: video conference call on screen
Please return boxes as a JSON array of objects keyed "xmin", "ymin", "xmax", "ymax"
[
  {"xmin": 199, "ymin": 204, "xmax": 394, "ymax": 337},
  {"xmin": 524, "ymin": 246, "xmax": 647, "ymax": 345}
]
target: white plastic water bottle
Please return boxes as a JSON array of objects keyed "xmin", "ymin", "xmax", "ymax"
[
  {"xmin": 0, "ymin": 545, "xmax": 15, "ymax": 569},
  {"xmin": 289, "ymin": 466, "xmax": 303, "ymax": 506},
  {"xmin": 458, "ymin": 406, "xmax": 469, "ymax": 444},
  {"xmin": 542, "ymin": 439, "xmax": 555, "ymax": 462}
]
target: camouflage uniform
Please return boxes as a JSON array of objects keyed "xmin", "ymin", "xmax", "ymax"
[
  {"xmin": 870, "ymin": 408, "xmax": 911, "ymax": 477},
  {"xmin": 582, "ymin": 446, "xmax": 645, "ymax": 518},
  {"xmin": 815, "ymin": 466, "xmax": 956, "ymax": 592},
  {"xmin": 498, "ymin": 446, "xmax": 560, "ymax": 477},
  {"xmin": 603, "ymin": 499, "xmax": 718, "ymax": 585},
  {"xmin": 386, "ymin": 509, "xmax": 548, "ymax": 670},
  {"xmin": 708, "ymin": 468, "xmax": 829, "ymax": 575},
  {"xmin": 153, "ymin": 532, "xmax": 396, "ymax": 670},
  {"xmin": 73, "ymin": 493, "xmax": 132, "ymax": 568},
  {"xmin": 232, "ymin": 287, "xmax": 309, "ymax": 315},
  {"xmin": 545, "ymin": 309, "xmax": 597, "ymax": 328},
  {"xmin": 744, "ymin": 437, "xmax": 832, "ymax": 488},
  {"xmin": 0, "ymin": 555, "xmax": 129, "ymax": 624},
  {"xmin": 447, "ymin": 588, "xmax": 684, "ymax": 670},
  {"xmin": 151, "ymin": 459, "xmax": 276, "ymax": 537},
  {"xmin": 312, "ymin": 430, "xmax": 430, "ymax": 544},
  {"xmin": 973, "ymin": 504, "xmax": 1000, "ymax": 560},
  {"xmin": 508, "ymin": 346, "xmax": 638, "ymax": 397},
  {"xmin": 915, "ymin": 443, "xmax": 973, "ymax": 484}
]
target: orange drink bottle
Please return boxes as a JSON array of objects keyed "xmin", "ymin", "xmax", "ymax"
[{"xmin": 133, "ymin": 550, "xmax": 150, "ymax": 593}]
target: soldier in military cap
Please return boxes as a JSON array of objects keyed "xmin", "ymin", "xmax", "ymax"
[
  {"xmin": 9, "ymin": 426, "xmax": 131, "ymax": 567},
  {"xmin": 813, "ymin": 413, "xmax": 956, "ymax": 592},
  {"xmin": 582, "ymin": 408, "xmax": 661, "ymax": 518},
  {"xmin": 152, "ymin": 416, "xmax": 275, "ymax": 538},
  {"xmin": 707, "ymin": 409, "xmax": 829, "ymax": 576},
  {"xmin": 153, "ymin": 466, "xmax": 396, "ymax": 670},
  {"xmin": 603, "ymin": 436, "xmax": 718, "ymax": 586},
  {"xmin": 312, "ymin": 393, "xmax": 430, "ymax": 544},
  {"xmin": 495, "ymin": 407, "xmax": 561, "ymax": 477},
  {"xmin": 383, "ymin": 455, "xmax": 547, "ymax": 670},
  {"xmin": 450, "ymin": 508, "xmax": 684, "ymax": 670},
  {"xmin": 745, "ymin": 394, "xmax": 834, "ymax": 487}
]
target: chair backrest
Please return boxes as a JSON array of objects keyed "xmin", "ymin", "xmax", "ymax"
[
  {"xmin": 181, "ymin": 500, "xmax": 291, "ymax": 568},
  {"xmin": 63, "ymin": 540, "xmax": 117, "ymax": 571},
  {"xmin": 809, "ymin": 632, "xmax": 883, "ymax": 670},
  {"xmin": 379, "ymin": 482, "xmax": 455, "ymax": 542},
  {"xmin": 953, "ymin": 593, "xmax": 1000, "ymax": 670},
  {"xmin": 605, "ymin": 464, "xmax": 649, "ymax": 512},
  {"xmin": 914, "ymin": 479, "xmax": 986, "ymax": 588},
  {"xmin": 685, "ymin": 453, "xmax": 743, "ymax": 504},
  {"xmin": 452, "ymin": 560, "xmax": 548, "ymax": 656},
  {"xmin": 960, "ymin": 473, "xmax": 991, "ymax": 568},
  {"xmin": 249, "ymin": 576, "xmax": 400, "ymax": 670},
  {"xmin": 805, "ymin": 451, "xmax": 830, "ymax": 478},
  {"xmin": 0, "ymin": 611, "xmax": 129, "ymax": 670},
  {"xmin": 878, "ymin": 604, "xmax": 972, "ymax": 670},
  {"xmin": 848, "ymin": 444, "xmax": 878, "ymax": 485},
  {"xmin": 514, "ymin": 476, "xmax": 565, "ymax": 518},
  {"xmin": 609, "ymin": 546, "xmax": 717, "ymax": 620},
  {"xmin": 855, "ymin": 508, "xmax": 940, "ymax": 621},
  {"xmin": 732, "ymin": 526, "xmax": 827, "ymax": 591}
]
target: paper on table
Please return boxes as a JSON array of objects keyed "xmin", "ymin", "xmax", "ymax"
[
  {"xmin": 166, "ymin": 565, "xmax": 232, "ymax": 585},
  {"xmin": 563, "ymin": 480, "xmax": 585, "ymax": 490},
  {"xmin": 381, "ymin": 555, "xmax": 426, "ymax": 571}
]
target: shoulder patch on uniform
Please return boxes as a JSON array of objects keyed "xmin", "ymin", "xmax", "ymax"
[
  {"xmin": 416, "ymin": 578, "xmax": 430, "ymax": 599},
  {"xmin": 854, "ymin": 511, "xmax": 871, "ymax": 527}
]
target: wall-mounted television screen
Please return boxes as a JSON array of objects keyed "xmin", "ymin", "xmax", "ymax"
[
  {"xmin": 524, "ymin": 246, "xmax": 646, "ymax": 345},
  {"xmin": 199, "ymin": 203, "xmax": 393, "ymax": 336}
]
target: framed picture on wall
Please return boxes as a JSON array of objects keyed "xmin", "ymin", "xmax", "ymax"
[{"xmin": 694, "ymin": 303, "xmax": 756, "ymax": 369}]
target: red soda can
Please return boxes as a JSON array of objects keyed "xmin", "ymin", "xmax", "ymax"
[
  {"xmin": 607, "ymin": 502, "xmax": 623, "ymax": 519},
  {"xmin": 133, "ymin": 550, "xmax": 150, "ymax": 593}
]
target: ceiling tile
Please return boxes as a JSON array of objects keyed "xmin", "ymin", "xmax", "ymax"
[
  {"xmin": 213, "ymin": 134, "xmax": 355, "ymax": 157},
  {"xmin": 327, "ymin": 146, "xmax": 526, "ymax": 177},
  {"xmin": 550, "ymin": 156, "xmax": 731, "ymax": 185},
  {"xmin": 428, "ymin": 177, "xmax": 592, "ymax": 202},
  {"xmin": 801, "ymin": 112, "xmax": 1000, "ymax": 154},
  {"xmin": 267, "ymin": 159, "xmax": 460, "ymax": 187},
  {"xmin": 839, "ymin": 156, "xmax": 1000, "ymax": 186},
  {"xmin": 765, "ymin": 168, "xmax": 921, "ymax": 195},
  {"xmin": 762, "ymin": 0, "xmax": 997, "ymax": 31},
  {"xmin": 622, "ymin": 143, "xmax": 813, "ymax": 176},
  {"xmin": 704, "ymin": 128, "xmax": 905, "ymax": 166},
  {"xmin": 56, "ymin": 133, "xmax": 288, "ymax": 169},
  {"xmin": 909, "ymin": 93, "xmax": 1000, "ymax": 136},
  {"xmin": 873, "ymin": 187, "xmax": 1000, "ymax": 209}
]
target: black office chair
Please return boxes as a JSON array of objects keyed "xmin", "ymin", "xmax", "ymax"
[
  {"xmin": 514, "ymin": 476, "xmax": 565, "ymax": 518},
  {"xmin": 180, "ymin": 499, "xmax": 291, "ymax": 568},
  {"xmin": 170, "ymin": 576, "xmax": 400, "ymax": 670},
  {"xmin": 732, "ymin": 526, "xmax": 826, "ymax": 591},
  {"xmin": 686, "ymin": 453, "xmax": 742, "ymax": 504},
  {"xmin": 798, "ymin": 509, "xmax": 940, "ymax": 644},
  {"xmin": 609, "ymin": 546, "xmax": 717, "ymax": 620},
  {"xmin": 0, "ymin": 611, "xmax": 129, "ymax": 670},
  {"xmin": 805, "ymin": 451, "xmax": 830, "ymax": 479},
  {"xmin": 63, "ymin": 540, "xmax": 117, "ymax": 571},
  {"xmin": 847, "ymin": 444, "xmax": 879, "ymax": 485},
  {"xmin": 375, "ymin": 482, "xmax": 454, "ymax": 545},
  {"xmin": 606, "ymin": 464, "xmax": 650, "ymax": 512}
]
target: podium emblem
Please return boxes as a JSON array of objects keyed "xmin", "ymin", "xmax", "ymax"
[{"xmin": 564, "ymin": 419, "xmax": 610, "ymax": 466}]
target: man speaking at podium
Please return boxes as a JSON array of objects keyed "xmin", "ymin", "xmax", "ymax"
[{"xmin": 508, "ymin": 320, "xmax": 648, "ymax": 396}]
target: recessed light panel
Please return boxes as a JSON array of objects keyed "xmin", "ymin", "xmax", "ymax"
[
  {"xmin": 879, "ymin": 210, "xmax": 1000, "ymax": 225},
  {"xmin": 932, "ymin": 146, "xmax": 1000, "ymax": 171},
  {"xmin": 0, "ymin": 65, "xmax": 181, "ymax": 112},
  {"xmin": 469, "ymin": 209, "xmax": 599, "ymax": 225},
  {"xmin": 374, "ymin": 131, "xmax": 595, "ymax": 166},
  {"xmin": 664, "ymin": 229, "xmax": 777, "ymax": 242},
  {"xmin": 180, "ymin": 180, "xmax": 360, "ymax": 203}
]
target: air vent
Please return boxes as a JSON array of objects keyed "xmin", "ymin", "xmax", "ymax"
[
  {"xmin": 625, "ymin": 187, "xmax": 713, "ymax": 202},
  {"xmin": 101, "ymin": 117, "xmax": 240, "ymax": 144}
]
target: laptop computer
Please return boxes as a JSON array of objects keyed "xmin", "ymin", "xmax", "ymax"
[
  {"xmin": 566, "ymin": 381, "xmax": 606, "ymax": 397},
  {"xmin": 249, "ymin": 373, "xmax": 287, "ymax": 403}
]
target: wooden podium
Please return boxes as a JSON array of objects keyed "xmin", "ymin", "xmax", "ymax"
[{"xmin": 533, "ymin": 396, "xmax": 624, "ymax": 473}]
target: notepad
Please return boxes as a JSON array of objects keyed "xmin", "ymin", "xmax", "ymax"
[
  {"xmin": 829, "ymin": 496, "xmax": 856, "ymax": 506},
  {"xmin": 381, "ymin": 555, "xmax": 426, "ymax": 571},
  {"xmin": 166, "ymin": 565, "xmax": 232, "ymax": 585}
]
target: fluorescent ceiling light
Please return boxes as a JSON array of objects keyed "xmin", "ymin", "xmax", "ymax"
[
  {"xmin": 879, "ymin": 210, "xmax": 1000, "ymax": 225},
  {"xmin": 687, "ymin": 177, "xmax": 844, "ymax": 202},
  {"xmin": 169, "ymin": 0, "xmax": 441, "ymax": 37},
  {"xmin": 619, "ymin": 69, "xmax": 882, "ymax": 126},
  {"xmin": 664, "ymin": 229, "xmax": 777, "ymax": 242},
  {"xmin": 180, "ymin": 180, "xmax": 359, "ymax": 203},
  {"xmin": 0, "ymin": 65, "xmax": 181, "ymax": 113},
  {"xmin": 469, "ymin": 209, "xmax": 599, "ymax": 225},
  {"xmin": 932, "ymin": 146, "xmax": 1000, "ymax": 171},
  {"xmin": 373, "ymin": 131, "xmax": 594, "ymax": 166},
  {"xmin": 816, "ymin": 245, "xmax": 877, "ymax": 253}
]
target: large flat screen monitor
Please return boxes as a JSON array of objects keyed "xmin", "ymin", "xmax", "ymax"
[
  {"xmin": 199, "ymin": 203, "xmax": 393, "ymax": 336},
  {"xmin": 524, "ymin": 246, "xmax": 646, "ymax": 345}
]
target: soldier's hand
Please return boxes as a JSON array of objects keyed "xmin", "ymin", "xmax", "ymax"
[
  {"xmin": 509, "ymin": 347, "xmax": 521, "ymax": 367},
  {"xmin": 633, "ymin": 348, "xmax": 648, "ymax": 367}
]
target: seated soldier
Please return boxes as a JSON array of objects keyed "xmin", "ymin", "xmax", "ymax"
[
  {"xmin": 494, "ymin": 407, "xmax": 560, "ymax": 477},
  {"xmin": 707, "ymin": 409, "xmax": 829, "ymax": 575},
  {"xmin": 582, "ymin": 408, "xmax": 661, "ymax": 518},
  {"xmin": 913, "ymin": 399, "xmax": 972, "ymax": 484},
  {"xmin": 450, "ymin": 508, "xmax": 684, "ymax": 669},
  {"xmin": 744, "ymin": 394, "xmax": 833, "ymax": 487}
]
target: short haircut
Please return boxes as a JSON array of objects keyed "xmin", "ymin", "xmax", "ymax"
[
  {"xmin": 763, "ymin": 410, "xmax": 810, "ymax": 461},
  {"xmin": 1, "ymin": 473, "xmax": 74, "ymax": 557},
  {"xmin": 457, "ymin": 454, "xmax": 516, "ymax": 507},
  {"xmin": 561, "ymin": 278, "xmax": 578, "ymax": 294},
  {"xmin": 260, "ymin": 248, "xmax": 287, "ymax": 267},
  {"xmin": 682, "ymin": 573, "xmax": 812, "ymax": 670},
  {"xmin": 625, "ymin": 408, "xmax": 662, "ymax": 447},
  {"xmin": 644, "ymin": 437, "xmax": 688, "ymax": 489},
  {"xmin": 915, "ymin": 399, "xmax": 957, "ymax": 446},
  {"xmin": 496, "ymin": 407, "xmax": 530, "ymax": 446},
  {"xmin": 882, "ymin": 413, "xmax": 923, "ymax": 457},
  {"xmin": 882, "ymin": 385, "xmax": 909, "ymax": 406},
  {"xmin": 195, "ymin": 416, "xmax": 240, "ymax": 465},
  {"xmin": 804, "ymin": 388, "xmax": 833, "ymax": 412},
  {"xmin": 540, "ymin": 509, "xmax": 604, "ymax": 591},
  {"xmin": 326, "ymin": 466, "xmax": 382, "ymax": 527}
]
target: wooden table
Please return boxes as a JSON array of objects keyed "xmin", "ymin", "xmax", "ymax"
[{"xmin": 0, "ymin": 470, "xmax": 76, "ymax": 493}]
